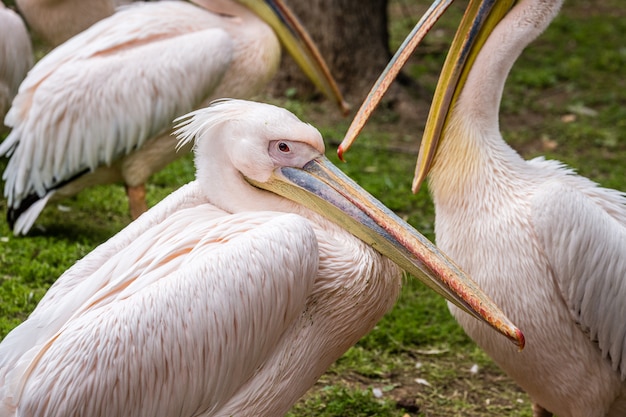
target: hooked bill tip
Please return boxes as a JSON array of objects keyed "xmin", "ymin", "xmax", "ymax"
[
  {"xmin": 340, "ymin": 100, "xmax": 352, "ymax": 117},
  {"xmin": 515, "ymin": 327, "xmax": 525, "ymax": 350},
  {"xmin": 337, "ymin": 145, "xmax": 346, "ymax": 162}
]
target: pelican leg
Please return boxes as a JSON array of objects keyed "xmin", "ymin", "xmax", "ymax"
[
  {"xmin": 126, "ymin": 184, "xmax": 148, "ymax": 219},
  {"xmin": 532, "ymin": 402, "xmax": 553, "ymax": 417}
]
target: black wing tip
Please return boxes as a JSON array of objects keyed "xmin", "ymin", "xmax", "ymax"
[
  {"xmin": 5, "ymin": 167, "xmax": 92, "ymax": 233},
  {"xmin": 7, "ymin": 192, "xmax": 40, "ymax": 231}
]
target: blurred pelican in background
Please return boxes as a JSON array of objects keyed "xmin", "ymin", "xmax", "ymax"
[
  {"xmin": 0, "ymin": 2, "xmax": 32, "ymax": 127},
  {"xmin": 1, "ymin": 0, "xmax": 349, "ymax": 235},
  {"xmin": 16, "ymin": 0, "xmax": 137, "ymax": 47}
]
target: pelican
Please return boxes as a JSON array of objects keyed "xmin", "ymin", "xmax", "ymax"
[
  {"xmin": 0, "ymin": 99, "xmax": 523, "ymax": 417},
  {"xmin": 15, "ymin": 0, "xmax": 133, "ymax": 47},
  {"xmin": 340, "ymin": 1, "xmax": 626, "ymax": 416},
  {"xmin": 1, "ymin": 0, "xmax": 349, "ymax": 235},
  {"xmin": 0, "ymin": 3, "xmax": 32, "ymax": 125}
]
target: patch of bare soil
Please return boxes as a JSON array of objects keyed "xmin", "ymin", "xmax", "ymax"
[{"xmin": 298, "ymin": 351, "xmax": 532, "ymax": 416}]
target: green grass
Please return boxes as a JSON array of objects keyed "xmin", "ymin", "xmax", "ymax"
[
  {"xmin": 287, "ymin": 385, "xmax": 402, "ymax": 417},
  {"xmin": 1, "ymin": 1, "xmax": 625, "ymax": 416}
]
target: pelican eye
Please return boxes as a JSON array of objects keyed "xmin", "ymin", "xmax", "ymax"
[{"xmin": 278, "ymin": 142, "xmax": 290, "ymax": 153}]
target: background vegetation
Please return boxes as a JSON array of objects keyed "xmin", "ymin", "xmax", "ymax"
[{"xmin": 1, "ymin": 1, "xmax": 624, "ymax": 416}]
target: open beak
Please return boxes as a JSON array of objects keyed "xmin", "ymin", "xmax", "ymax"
[
  {"xmin": 338, "ymin": 0, "xmax": 456, "ymax": 161},
  {"xmin": 338, "ymin": 0, "xmax": 515, "ymax": 191},
  {"xmin": 238, "ymin": 0, "xmax": 350, "ymax": 115},
  {"xmin": 411, "ymin": 0, "xmax": 515, "ymax": 191},
  {"xmin": 247, "ymin": 156, "xmax": 524, "ymax": 348}
]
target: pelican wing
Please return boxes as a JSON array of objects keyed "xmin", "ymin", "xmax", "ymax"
[
  {"xmin": 531, "ymin": 180, "xmax": 626, "ymax": 378},
  {"xmin": 29, "ymin": 182, "xmax": 208, "ymax": 309},
  {"xmin": 0, "ymin": 181, "xmax": 208, "ymax": 400},
  {"xmin": 0, "ymin": 1, "xmax": 233, "ymax": 205},
  {"xmin": 0, "ymin": 199, "xmax": 318, "ymax": 415}
]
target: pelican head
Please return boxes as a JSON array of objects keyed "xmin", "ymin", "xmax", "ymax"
[
  {"xmin": 338, "ymin": 0, "xmax": 530, "ymax": 190},
  {"xmin": 176, "ymin": 99, "xmax": 524, "ymax": 348}
]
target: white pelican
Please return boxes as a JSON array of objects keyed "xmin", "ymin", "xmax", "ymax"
[
  {"xmin": 0, "ymin": 99, "xmax": 523, "ymax": 417},
  {"xmin": 0, "ymin": 3, "xmax": 32, "ymax": 126},
  {"xmin": 340, "ymin": 1, "xmax": 626, "ymax": 416},
  {"xmin": 1, "ymin": 0, "xmax": 349, "ymax": 235},
  {"xmin": 15, "ymin": 0, "xmax": 132, "ymax": 47}
]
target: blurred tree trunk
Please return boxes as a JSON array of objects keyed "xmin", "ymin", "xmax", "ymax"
[{"xmin": 270, "ymin": 0, "xmax": 413, "ymax": 106}]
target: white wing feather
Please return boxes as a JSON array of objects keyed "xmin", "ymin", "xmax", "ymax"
[
  {"xmin": 0, "ymin": 191, "xmax": 318, "ymax": 415},
  {"xmin": 1, "ymin": 1, "xmax": 233, "ymax": 205},
  {"xmin": 0, "ymin": 181, "xmax": 206, "ymax": 402},
  {"xmin": 30, "ymin": 181, "xmax": 208, "ymax": 309},
  {"xmin": 531, "ymin": 179, "xmax": 626, "ymax": 378}
]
